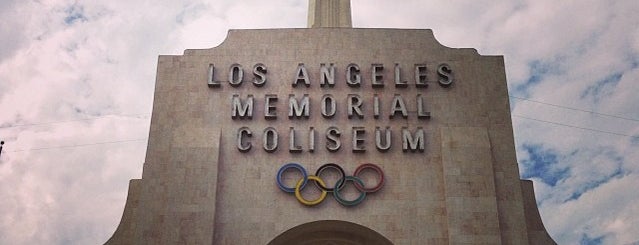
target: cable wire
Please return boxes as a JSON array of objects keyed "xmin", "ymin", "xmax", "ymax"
[
  {"xmin": 512, "ymin": 114, "xmax": 639, "ymax": 138},
  {"xmin": 2, "ymin": 97, "xmax": 636, "ymax": 153},
  {"xmin": 0, "ymin": 113, "xmax": 150, "ymax": 129},
  {"xmin": 5, "ymin": 138, "xmax": 148, "ymax": 153},
  {"xmin": 510, "ymin": 96, "xmax": 639, "ymax": 122}
]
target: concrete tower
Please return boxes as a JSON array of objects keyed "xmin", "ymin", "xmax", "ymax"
[
  {"xmin": 106, "ymin": 1, "xmax": 557, "ymax": 244},
  {"xmin": 308, "ymin": 0, "xmax": 352, "ymax": 28}
]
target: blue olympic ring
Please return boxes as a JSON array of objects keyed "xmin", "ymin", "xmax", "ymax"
[{"xmin": 276, "ymin": 163, "xmax": 308, "ymax": 193}]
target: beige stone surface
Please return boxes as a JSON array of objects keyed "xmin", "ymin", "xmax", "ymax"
[
  {"xmin": 521, "ymin": 180, "xmax": 557, "ymax": 245},
  {"xmin": 308, "ymin": 0, "xmax": 352, "ymax": 28},
  {"xmin": 106, "ymin": 28, "xmax": 555, "ymax": 244}
]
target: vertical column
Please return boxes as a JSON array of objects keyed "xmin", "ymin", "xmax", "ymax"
[
  {"xmin": 308, "ymin": 0, "xmax": 352, "ymax": 28},
  {"xmin": 440, "ymin": 127, "xmax": 503, "ymax": 244}
]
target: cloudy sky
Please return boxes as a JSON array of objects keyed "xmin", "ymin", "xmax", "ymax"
[{"xmin": 0, "ymin": 0, "xmax": 638, "ymax": 244}]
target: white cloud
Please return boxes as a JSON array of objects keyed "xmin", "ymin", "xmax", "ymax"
[{"xmin": 542, "ymin": 173, "xmax": 639, "ymax": 244}]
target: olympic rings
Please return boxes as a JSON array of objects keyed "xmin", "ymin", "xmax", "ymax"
[{"xmin": 276, "ymin": 163, "xmax": 384, "ymax": 206}]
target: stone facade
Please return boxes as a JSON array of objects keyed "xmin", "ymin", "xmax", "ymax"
[
  {"xmin": 106, "ymin": 27, "xmax": 556, "ymax": 244},
  {"xmin": 308, "ymin": 0, "xmax": 352, "ymax": 28}
]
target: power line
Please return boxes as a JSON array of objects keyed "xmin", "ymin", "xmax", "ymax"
[
  {"xmin": 1, "ymin": 97, "xmax": 635, "ymax": 153},
  {"xmin": 5, "ymin": 138, "xmax": 148, "ymax": 153},
  {"xmin": 510, "ymin": 96, "xmax": 639, "ymax": 122},
  {"xmin": 0, "ymin": 113, "xmax": 150, "ymax": 129},
  {"xmin": 2, "ymin": 115, "xmax": 634, "ymax": 154},
  {"xmin": 512, "ymin": 114, "xmax": 639, "ymax": 139}
]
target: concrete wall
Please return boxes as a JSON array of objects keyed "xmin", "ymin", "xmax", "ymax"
[{"xmin": 106, "ymin": 28, "xmax": 555, "ymax": 244}]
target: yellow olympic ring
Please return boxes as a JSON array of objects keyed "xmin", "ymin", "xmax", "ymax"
[{"xmin": 294, "ymin": 175, "xmax": 328, "ymax": 206}]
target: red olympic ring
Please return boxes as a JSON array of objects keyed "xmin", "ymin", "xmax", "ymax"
[{"xmin": 353, "ymin": 163, "xmax": 385, "ymax": 192}]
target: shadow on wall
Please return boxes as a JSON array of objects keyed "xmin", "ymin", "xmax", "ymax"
[{"xmin": 268, "ymin": 220, "xmax": 393, "ymax": 245}]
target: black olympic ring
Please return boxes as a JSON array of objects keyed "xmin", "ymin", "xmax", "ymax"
[
  {"xmin": 314, "ymin": 163, "xmax": 346, "ymax": 192},
  {"xmin": 276, "ymin": 163, "xmax": 385, "ymax": 206}
]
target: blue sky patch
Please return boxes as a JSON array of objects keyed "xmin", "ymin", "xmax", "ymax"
[
  {"xmin": 580, "ymin": 72, "xmax": 623, "ymax": 103},
  {"xmin": 521, "ymin": 144, "xmax": 569, "ymax": 186},
  {"xmin": 568, "ymin": 169, "xmax": 623, "ymax": 201},
  {"xmin": 565, "ymin": 148, "xmax": 625, "ymax": 201},
  {"xmin": 64, "ymin": 4, "xmax": 87, "ymax": 25},
  {"xmin": 514, "ymin": 59, "xmax": 563, "ymax": 95},
  {"xmin": 580, "ymin": 233, "xmax": 605, "ymax": 245}
]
